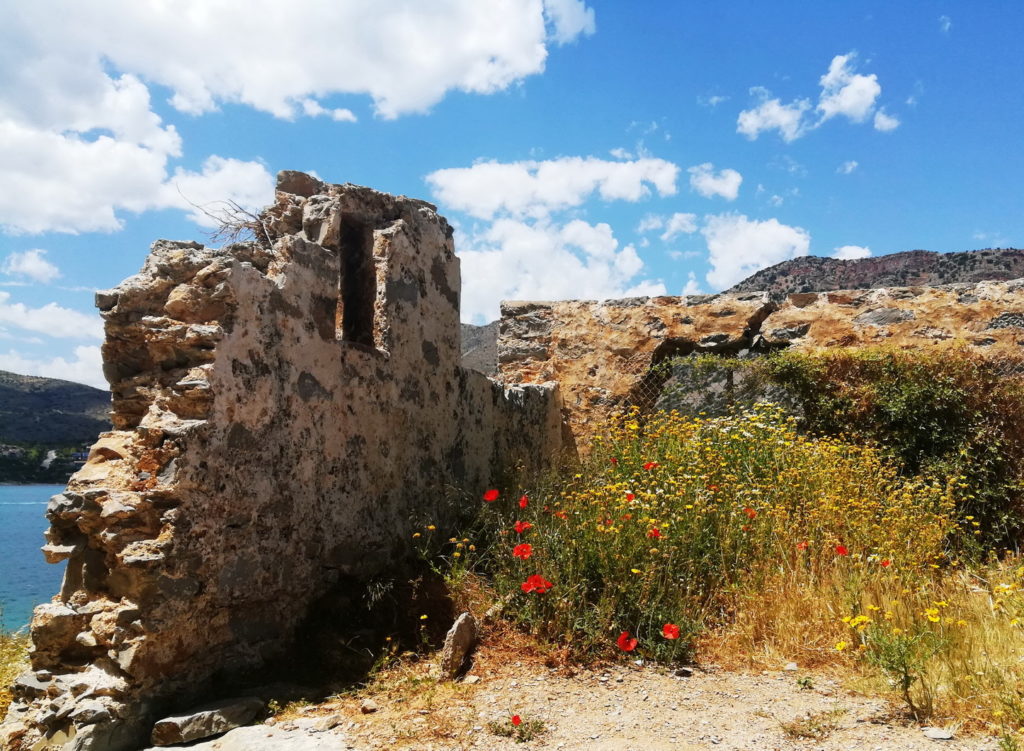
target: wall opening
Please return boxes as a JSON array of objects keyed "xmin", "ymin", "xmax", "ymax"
[{"xmin": 338, "ymin": 218, "xmax": 376, "ymax": 347}]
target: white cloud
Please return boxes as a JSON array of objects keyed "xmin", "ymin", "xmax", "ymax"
[
  {"xmin": 635, "ymin": 212, "xmax": 698, "ymax": 242},
  {"xmin": 737, "ymin": 89, "xmax": 812, "ymax": 142},
  {"xmin": 682, "ymin": 271, "xmax": 702, "ymax": 295},
  {"xmin": 2, "ymin": 249, "xmax": 60, "ymax": 284},
  {"xmin": 457, "ymin": 218, "xmax": 666, "ymax": 322},
  {"xmin": 701, "ymin": 213, "xmax": 811, "ymax": 289},
  {"xmin": 543, "ymin": 0, "xmax": 597, "ymax": 44},
  {"xmin": 0, "ymin": 1, "xmax": 594, "ymax": 234},
  {"xmin": 817, "ymin": 54, "xmax": 881, "ymax": 123},
  {"xmin": 0, "ymin": 291, "xmax": 102, "ymax": 339},
  {"xmin": 430, "ymin": 151, "xmax": 677, "ymax": 321},
  {"xmin": 6, "ymin": 1, "xmax": 593, "ymax": 121},
  {"xmin": 873, "ymin": 109, "xmax": 901, "ymax": 132},
  {"xmin": 768, "ymin": 195, "xmax": 784, "ymax": 207},
  {"xmin": 972, "ymin": 230, "xmax": 1009, "ymax": 248},
  {"xmin": 698, "ymin": 95, "xmax": 729, "ymax": 108},
  {"xmin": 426, "ymin": 156, "xmax": 679, "ymax": 220},
  {"xmin": 738, "ymin": 53, "xmax": 894, "ymax": 142},
  {"xmin": 299, "ymin": 99, "xmax": 358, "ymax": 123},
  {"xmin": 660, "ymin": 213, "xmax": 699, "ymax": 242},
  {"xmin": 164, "ymin": 157, "xmax": 276, "ymax": 229},
  {"xmin": 688, "ymin": 163, "xmax": 742, "ymax": 201},
  {"xmin": 837, "ymin": 160, "xmax": 859, "ymax": 174},
  {"xmin": 832, "ymin": 245, "xmax": 872, "ymax": 260},
  {"xmin": 636, "ymin": 214, "xmax": 664, "ymax": 233},
  {"xmin": 0, "ymin": 345, "xmax": 105, "ymax": 389},
  {"xmin": 939, "ymin": 15, "xmax": 952, "ymax": 33}
]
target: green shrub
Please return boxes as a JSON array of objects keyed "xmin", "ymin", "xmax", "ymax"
[
  {"xmin": 759, "ymin": 347, "xmax": 1024, "ymax": 544},
  {"xmin": 658, "ymin": 347, "xmax": 1024, "ymax": 545}
]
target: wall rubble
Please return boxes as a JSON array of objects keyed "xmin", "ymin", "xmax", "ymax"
[{"xmin": 1, "ymin": 173, "xmax": 563, "ymax": 751}]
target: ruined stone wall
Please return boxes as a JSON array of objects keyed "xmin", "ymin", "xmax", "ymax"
[
  {"xmin": 498, "ymin": 281, "xmax": 1024, "ymax": 444},
  {"xmin": 2, "ymin": 174, "xmax": 563, "ymax": 751}
]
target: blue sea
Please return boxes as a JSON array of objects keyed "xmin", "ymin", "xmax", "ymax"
[{"xmin": 0, "ymin": 485, "xmax": 67, "ymax": 631}]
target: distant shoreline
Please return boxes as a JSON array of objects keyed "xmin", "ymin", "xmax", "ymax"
[{"xmin": 0, "ymin": 482, "xmax": 66, "ymax": 487}]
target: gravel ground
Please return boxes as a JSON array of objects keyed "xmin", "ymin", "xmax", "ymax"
[{"xmin": 235, "ymin": 638, "xmax": 998, "ymax": 751}]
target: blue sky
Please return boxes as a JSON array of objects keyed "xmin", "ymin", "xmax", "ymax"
[{"xmin": 0, "ymin": 1, "xmax": 1021, "ymax": 388}]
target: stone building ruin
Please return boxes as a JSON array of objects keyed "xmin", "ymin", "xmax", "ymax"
[
  {"xmin": 0, "ymin": 173, "xmax": 563, "ymax": 751},
  {"xmin": 6, "ymin": 170, "xmax": 1024, "ymax": 750}
]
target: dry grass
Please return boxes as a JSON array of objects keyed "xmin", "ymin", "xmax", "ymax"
[
  {"xmin": 778, "ymin": 708, "xmax": 848, "ymax": 740},
  {"xmin": 703, "ymin": 555, "xmax": 1024, "ymax": 733},
  {"xmin": 0, "ymin": 629, "xmax": 30, "ymax": 717},
  {"xmin": 268, "ymin": 617, "xmax": 562, "ymax": 749}
]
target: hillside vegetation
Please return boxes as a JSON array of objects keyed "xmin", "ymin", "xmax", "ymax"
[
  {"xmin": 728, "ymin": 248, "xmax": 1024, "ymax": 296},
  {"xmin": 0, "ymin": 370, "xmax": 109, "ymax": 483}
]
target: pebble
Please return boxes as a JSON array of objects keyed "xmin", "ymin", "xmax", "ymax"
[{"xmin": 360, "ymin": 699, "xmax": 379, "ymax": 714}]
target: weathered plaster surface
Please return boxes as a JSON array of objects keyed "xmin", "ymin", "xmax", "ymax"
[{"xmin": 2, "ymin": 174, "xmax": 562, "ymax": 750}]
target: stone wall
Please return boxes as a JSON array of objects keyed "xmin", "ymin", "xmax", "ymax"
[
  {"xmin": 1, "ymin": 173, "xmax": 563, "ymax": 751},
  {"xmin": 497, "ymin": 281, "xmax": 1024, "ymax": 445}
]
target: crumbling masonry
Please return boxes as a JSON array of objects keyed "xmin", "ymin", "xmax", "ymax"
[
  {"xmin": 6, "ymin": 170, "xmax": 1024, "ymax": 751},
  {"xmin": 0, "ymin": 173, "xmax": 563, "ymax": 751}
]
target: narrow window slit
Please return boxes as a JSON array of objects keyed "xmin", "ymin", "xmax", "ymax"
[{"xmin": 337, "ymin": 218, "xmax": 376, "ymax": 346}]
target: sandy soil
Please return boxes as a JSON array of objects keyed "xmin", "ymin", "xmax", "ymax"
[{"xmin": 255, "ymin": 630, "xmax": 998, "ymax": 751}]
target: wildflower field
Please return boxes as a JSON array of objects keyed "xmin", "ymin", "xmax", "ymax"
[{"xmin": 424, "ymin": 347, "xmax": 1024, "ymax": 746}]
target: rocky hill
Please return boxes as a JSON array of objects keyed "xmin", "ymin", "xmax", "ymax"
[
  {"xmin": 728, "ymin": 248, "xmax": 1024, "ymax": 296},
  {"xmin": 0, "ymin": 370, "xmax": 109, "ymax": 482},
  {"xmin": 0, "ymin": 370, "xmax": 109, "ymax": 445}
]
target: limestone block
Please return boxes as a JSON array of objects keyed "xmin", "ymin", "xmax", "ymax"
[
  {"xmin": 437, "ymin": 612, "xmax": 479, "ymax": 679},
  {"xmin": 141, "ymin": 724, "xmax": 347, "ymax": 751},
  {"xmin": 150, "ymin": 697, "xmax": 265, "ymax": 746}
]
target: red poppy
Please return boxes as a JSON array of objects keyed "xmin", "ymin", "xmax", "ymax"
[
  {"xmin": 511, "ymin": 715, "xmax": 522, "ymax": 727},
  {"xmin": 880, "ymin": 559, "xmax": 892, "ymax": 568},
  {"xmin": 616, "ymin": 631, "xmax": 638, "ymax": 651},
  {"xmin": 835, "ymin": 544, "xmax": 849, "ymax": 556},
  {"xmin": 708, "ymin": 484, "xmax": 719, "ymax": 492},
  {"xmin": 743, "ymin": 507, "xmax": 757, "ymax": 519},
  {"xmin": 621, "ymin": 513, "xmax": 633, "ymax": 521},
  {"xmin": 610, "ymin": 457, "xmax": 618, "ymax": 465},
  {"xmin": 626, "ymin": 492, "xmax": 636, "ymax": 501},
  {"xmin": 519, "ymin": 494, "xmax": 529, "ymax": 509},
  {"xmin": 796, "ymin": 540, "xmax": 809, "ymax": 550},
  {"xmin": 643, "ymin": 462, "xmax": 659, "ymax": 471},
  {"xmin": 647, "ymin": 527, "xmax": 662, "ymax": 539},
  {"xmin": 662, "ymin": 623, "xmax": 681, "ymax": 640},
  {"xmin": 554, "ymin": 510, "xmax": 568, "ymax": 520},
  {"xmin": 513, "ymin": 543, "xmax": 533, "ymax": 560},
  {"xmin": 514, "ymin": 520, "xmax": 533, "ymax": 534},
  {"xmin": 521, "ymin": 574, "xmax": 553, "ymax": 593},
  {"xmin": 483, "ymin": 489, "xmax": 499, "ymax": 502}
]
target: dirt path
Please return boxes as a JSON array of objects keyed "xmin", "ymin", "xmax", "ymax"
[{"xmin": 247, "ymin": 635, "xmax": 996, "ymax": 751}]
